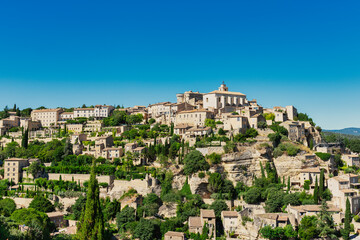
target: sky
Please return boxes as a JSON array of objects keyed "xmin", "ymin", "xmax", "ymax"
[{"xmin": 0, "ymin": 0, "xmax": 359, "ymax": 129}]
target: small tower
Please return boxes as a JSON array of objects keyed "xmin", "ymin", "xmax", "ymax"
[{"xmin": 218, "ymin": 81, "xmax": 228, "ymax": 91}]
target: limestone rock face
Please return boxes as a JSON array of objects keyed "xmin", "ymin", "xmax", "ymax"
[
  {"xmin": 159, "ymin": 203, "xmax": 178, "ymax": 218},
  {"xmin": 221, "ymin": 143, "xmax": 272, "ymax": 186},
  {"xmin": 273, "ymin": 154, "xmax": 319, "ymax": 178},
  {"xmin": 188, "ymin": 175, "xmax": 210, "ymax": 197},
  {"xmin": 172, "ymin": 174, "xmax": 186, "ymax": 191}
]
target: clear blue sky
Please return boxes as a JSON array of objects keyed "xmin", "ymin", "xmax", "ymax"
[{"xmin": 0, "ymin": 0, "xmax": 359, "ymax": 129}]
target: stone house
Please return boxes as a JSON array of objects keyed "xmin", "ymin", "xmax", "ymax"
[
  {"xmin": 70, "ymin": 133, "xmax": 87, "ymax": 144},
  {"xmin": 101, "ymin": 147, "xmax": 124, "ymax": 160},
  {"xmin": 286, "ymin": 204, "xmax": 342, "ymax": 225},
  {"xmin": 164, "ymin": 231, "xmax": 186, "ymax": 240},
  {"xmin": 47, "ymin": 212, "xmax": 66, "ymax": 228},
  {"xmin": 188, "ymin": 209, "xmax": 216, "ymax": 238},
  {"xmin": 328, "ymin": 174, "xmax": 360, "ymax": 214},
  {"xmin": 299, "ymin": 167, "xmax": 321, "ymax": 187},
  {"xmin": 31, "ymin": 108, "xmax": 63, "ymax": 127},
  {"xmin": 280, "ymin": 121, "xmax": 306, "ymax": 143},
  {"xmin": 83, "ymin": 120, "xmax": 103, "ymax": 132},
  {"xmin": 4, "ymin": 158, "xmax": 33, "ymax": 184},
  {"xmin": 254, "ymin": 213, "xmax": 293, "ymax": 228},
  {"xmin": 221, "ymin": 211, "xmax": 239, "ymax": 237},
  {"xmin": 222, "ymin": 114, "xmax": 248, "ymax": 133},
  {"xmin": 175, "ymin": 109, "xmax": 214, "ymax": 127},
  {"xmin": 203, "ymin": 83, "xmax": 248, "ymax": 111},
  {"xmin": 343, "ymin": 154, "xmax": 360, "ymax": 167}
]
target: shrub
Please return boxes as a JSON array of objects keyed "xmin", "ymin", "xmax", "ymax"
[
  {"xmin": 198, "ymin": 172, "xmax": 205, "ymax": 178},
  {"xmin": 207, "ymin": 153, "xmax": 221, "ymax": 165},
  {"xmin": 303, "ymin": 180, "xmax": 310, "ymax": 190},
  {"xmin": 273, "ymin": 148, "xmax": 284, "ymax": 158},
  {"xmin": 315, "ymin": 152, "xmax": 332, "ymax": 161}
]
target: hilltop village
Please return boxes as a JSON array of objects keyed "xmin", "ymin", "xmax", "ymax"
[{"xmin": 0, "ymin": 83, "xmax": 359, "ymax": 240}]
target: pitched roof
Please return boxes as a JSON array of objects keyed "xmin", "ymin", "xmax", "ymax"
[
  {"xmin": 207, "ymin": 90, "xmax": 246, "ymax": 96},
  {"xmin": 222, "ymin": 211, "xmax": 238, "ymax": 217},
  {"xmin": 32, "ymin": 108, "xmax": 62, "ymax": 113},
  {"xmin": 201, "ymin": 209, "xmax": 215, "ymax": 218},
  {"xmin": 164, "ymin": 231, "xmax": 185, "ymax": 237},
  {"xmin": 300, "ymin": 167, "xmax": 321, "ymax": 173},
  {"xmin": 178, "ymin": 109, "xmax": 213, "ymax": 114},
  {"xmin": 189, "ymin": 217, "xmax": 202, "ymax": 227}
]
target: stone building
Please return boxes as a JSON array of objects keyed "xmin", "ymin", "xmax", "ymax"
[
  {"xmin": 164, "ymin": 231, "xmax": 186, "ymax": 240},
  {"xmin": 31, "ymin": 108, "xmax": 63, "ymax": 127},
  {"xmin": 343, "ymin": 154, "xmax": 360, "ymax": 167},
  {"xmin": 73, "ymin": 105, "xmax": 114, "ymax": 119},
  {"xmin": 203, "ymin": 83, "xmax": 248, "ymax": 111},
  {"xmin": 175, "ymin": 109, "xmax": 214, "ymax": 127},
  {"xmin": 328, "ymin": 174, "xmax": 360, "ymax": 214},
  {"xmin": 221, "ymin": 211, "xmax": 240, "ymax": 237},
  {"xmin": 188, "ymin": 209, "xmax": 216, "ymax": 239},
  {"xmin": 3, "ymin": 158, "xmax": 31, "ymax": 184}
]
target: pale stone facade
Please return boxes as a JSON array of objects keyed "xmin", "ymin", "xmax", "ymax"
[
  {"xmin": 221, "ymin": 211, "xmax": 239, "ymax": 236},
  {"xmin": 203, "ymin": 83, "xmax": 247, "ymax": 111},
  {"xmin": 343, "ymin": 154, "xmax": 360, "ymax": 167},
  {"xmin": 73, "ymin": 105, "xmax": 114, "ymax": 119},
  {"xmin": 175, "ymin": 109, "xmax": 214, "ymax": 127},
  {"xmin": 31, "ymin": 108, "xmax": 63, "ymax": 127},
  {"xmin": 4, "ymin": 158, "xmax": 30, "ymax": 184},
  {"xmin": 328, "ymin": 174, "xmax": 360, "ymax": 214},
  {"xmin": 164, "ymin": 231, "xmax": 186, "ymax": 240}
]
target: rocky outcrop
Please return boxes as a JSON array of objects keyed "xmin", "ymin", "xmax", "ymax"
[
  {"xmin": 188, "ymin": 175, "xmax": 210, "ymax": 197},
  {"xmin": 221, "ymin": 143, "xmax": 272, "ymax": 186},
  {"xmin": 273, "ymin": 154, "xmax": 319, "ymax": 178},
  {"xmin": 159, "ymin": 203, "xmax": 178, "ymax": 218}
]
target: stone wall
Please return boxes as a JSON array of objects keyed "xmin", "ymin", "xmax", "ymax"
[
  {"xmin": 196, "ymin": 147, "xmax": 224, "ymax": 156},
  {"xmin": 48, "ymin": 173, "xmax": 113, "ymax": 186},
  {"xmin": 108, "ymin": 176, "xmax": 160, "ymax": 199},
  {"xmin": 8, "ymin": 197, "xmax": 33, "ymax": 208}
]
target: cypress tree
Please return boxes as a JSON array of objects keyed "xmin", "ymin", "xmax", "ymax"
[
  {"xmin": 343, "ymin": 198, "xmax": 351, "ymax": 240},
  {"xmin": 170, "ymin": 123, "xmax": 174, "ymax": 136},
  {"xmin": 313, "ymin": 176, "xmax": 319, "ymax": 204},
  {"xmin": 260, "ymin": 162, "xmax": 266, "ymax": 178},
  {"xmin": 77, "ymin": 160, "xmax": 104, "ymax": 240},
  {"xmin": 21, "ymin": 128, "xmax": 29, "ymax": 149},
  {"xmin": 287, "ymin": 176, "xmax": 291, "ymax": 193},
  {"xmin": 319, "ymin": 169, "xmax": 324, "ymax": 199}
]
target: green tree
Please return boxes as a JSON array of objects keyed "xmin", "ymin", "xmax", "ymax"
[
  {"xmin": 0, "ymin": 198, "xmax": 16, "ymax": 216},
  {"xmin": 116, "ymin": 206, "xmax": 136, "ymax": 230},
  {"xmin": 313, "ymin": 176, "xmax": 319, "ymax": 204},
  {"xmin": 298, "ymin": 216, "xmax": 318, "ymax": 240},
  {"xmin": 10, "ymin": 208, "xmax": 54, "ymax": 240},
  {"xmin": 72, "ymin": 195, "xmax": 86, "ymax": 220},
  {"xmin": 207, "ymin": 172, "xmax": 224, "ymax": 193},
  {"xmin": 317, "ymin": 200, "xmax": 337, "ymax": 239},
  {"xmin": 244, "ymin": 187, "xmax": 262, "ymax": 204},
  {"xmin": 210, "ymin": 199, "xmax": 229, "ymax": 218},
  {"xmin": 342, "ymin": 198, "xmax": 352, "ymax": 240},
  {"xmin": 260, "ymin": 162, "xmax": 266, "ymax": 178},
  {"xmin": 183, "ymin": 150, "xmax": 210, "ymax": 175},
  {"xmin": 28, "ymin": 161, "xmax": 42, "ymax": 179},
  {"xmin": 22, "ymin": 128, "xmax": 29, "ymax": 149},
  {"xmin": 133, "ymin": 219, "xmax": 159, "ymax": 240},
  {"xmin": 265, "ymin": 190, "xmax": 285, "ymax": 213},
  {"xmin": 319, "ymin": 169, "xmax": 324, "ymax": 199},
  {"xmin": 77, "ymin": 160, "xmax": 105, "ymax": 240},
  {"xmin": 287, "ymin": 176, "xmax": 290, "ymax": 193},
  {"xmin": 29, "ymin": 195, "xmax": 55, "ymax": 212}
]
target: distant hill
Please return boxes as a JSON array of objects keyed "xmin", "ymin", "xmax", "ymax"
[{"xmin": 324, "ymin": 128, "xmax": 360, "ymax": 136}]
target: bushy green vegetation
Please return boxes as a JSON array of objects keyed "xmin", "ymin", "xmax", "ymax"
[{"xmin": 315, "ymin": 152, "xmax": 332, "ymax": 161}]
